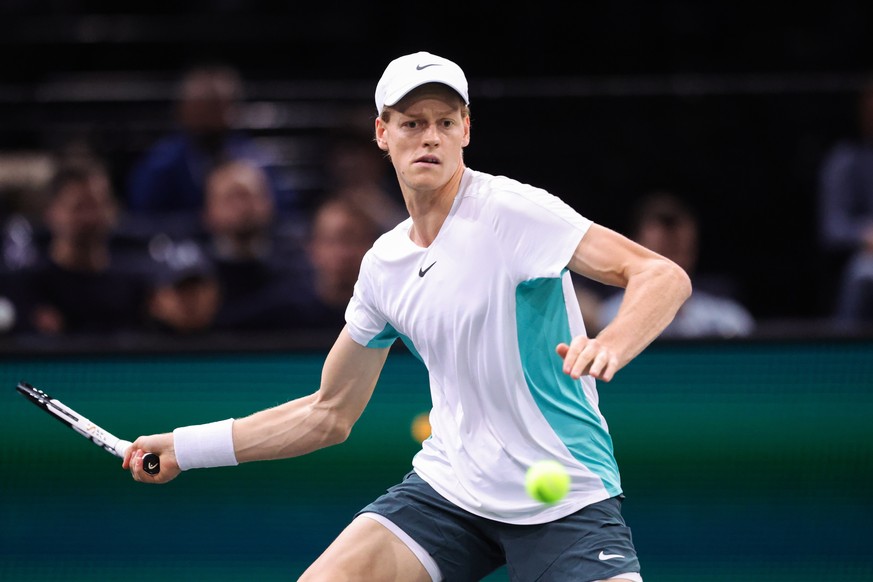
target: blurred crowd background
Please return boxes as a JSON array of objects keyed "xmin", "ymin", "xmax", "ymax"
[
  {"xmin": 2, "ymin": 0, "xmax": 873, "ymax": 349},
  {"xmin": 4, "ymin": 7, "xmax": 871, "ymax": 582}
]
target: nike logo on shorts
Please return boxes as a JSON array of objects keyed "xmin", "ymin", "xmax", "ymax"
[{"xmin": 598, "ymin": 551, "xmax": 625, "ymax": 561}]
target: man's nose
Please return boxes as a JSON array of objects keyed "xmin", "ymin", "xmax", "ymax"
[{"xmin": 422, "ymin": 124, "xmax": 440, "ymax": 145}]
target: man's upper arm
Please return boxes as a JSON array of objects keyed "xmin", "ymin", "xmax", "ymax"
[
  {"xmin": 568, "ymin": 223, "xmax": 665, "ymax": 289},
  {"xmin": 317, "ymin": 326, "xmax": 392, "ymax": 425}
]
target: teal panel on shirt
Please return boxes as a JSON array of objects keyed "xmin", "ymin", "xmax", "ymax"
[
  {"xmin": 366, "ymin": 323, "xmax": 399, "ymax": 348},
  {"xmin": 367, "ymin": 323, "xmax": 423, "ymax": 363},
  {"xmin": 516, "ymin": 274, "xmax": 621, "ymax": 494}
]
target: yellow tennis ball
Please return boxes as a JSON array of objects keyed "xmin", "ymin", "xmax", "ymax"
[
  {"xmin": 411, "ymin": 412, "xmax": 432, "ymax": 443},
  {"xmin": 525, "ymin": 460, "xmax": 570, "ymax": 504}
]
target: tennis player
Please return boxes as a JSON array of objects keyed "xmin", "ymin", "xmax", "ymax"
[{"xmin": 125, "ymin": 51, "xmax": 692, "ymax": 582}]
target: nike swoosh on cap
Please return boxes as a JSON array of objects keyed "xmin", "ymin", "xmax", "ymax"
[{"xmin": 416, "ymin": 63, "xmax": 441, "ymax": 70}]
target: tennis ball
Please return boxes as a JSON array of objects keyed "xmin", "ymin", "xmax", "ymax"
[
  {"xmin": 411, "ymin": 411, "xmax": 432, "ymax": 443},
  {"xmin": 525, "ymin": 460, "xmax": 570, "ymax": 504}
]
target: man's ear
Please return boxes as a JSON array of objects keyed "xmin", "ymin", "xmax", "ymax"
[{"xmin": 374, "ymin": 118, "xmax": 389, "ymax": 151}]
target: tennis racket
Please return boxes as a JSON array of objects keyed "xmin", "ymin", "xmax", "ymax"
[{"xmin": 16, "ymin": 381, "xmax": 160, "ymax": 475}]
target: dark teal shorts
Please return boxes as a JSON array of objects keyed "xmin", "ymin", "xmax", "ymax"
[{"xmin": 357, "ymin": 471, "xmax": 641, "ymax": 582}]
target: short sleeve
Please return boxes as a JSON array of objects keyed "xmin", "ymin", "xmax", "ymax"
[
  {"xmin": 488, "ymin": 178, "xmax": 592, "ymax": 281},
  {"xmin": 344, "ymin": 252, "xmax": 398, "ymax": 348}
]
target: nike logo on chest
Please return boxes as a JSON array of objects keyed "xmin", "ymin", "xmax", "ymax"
[{"xmin": 418, "ymin": 261, "xmax": 437, "ymax": 277}]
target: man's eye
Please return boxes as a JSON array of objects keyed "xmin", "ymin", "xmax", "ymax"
[{"xmin": 405, "ymin": 121, "xmax": 418, "ymax": 129}]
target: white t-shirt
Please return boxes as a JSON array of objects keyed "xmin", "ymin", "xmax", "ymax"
[{"xmin": 345, "ymin": 168, "xmax": 622, "ymax": 525}]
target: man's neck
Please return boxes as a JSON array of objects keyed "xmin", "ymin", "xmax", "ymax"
[{"xmin": 402, "ymin": 165, "xmax": 465, "ymax": 247}]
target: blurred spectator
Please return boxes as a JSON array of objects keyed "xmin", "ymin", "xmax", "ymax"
[
  {"xmin": 146, "ymin": 240, "xmax": 220, "ymax": 335},
  {"xmin": 149, "ymin": 164, "xmax": 382, "ymax": 334},
  {"xmin": 292, "ymin": 196, "xmax": 382, "ymax": 330},
  {"xmin": 322, "ymin": 123, "xmax": 405, "ymax": 232},
  {"xmin": 599, "ymin": 191, "xmax": 755, "ymax": 339},
  {"xmin": 0, "ymin": 151, "xmax": 53, "ymax": 334},
  {"xmin": 200, "ymin": 159, "xmax": 309, "ymax": 331},
  {"xmin": 125, "ymin": 64, "xmax": 298, "ymax": 236},
  {"xmin": 18, "ymin": 158, "xmax": 151, "ymax": 335},
  {"xmin": 818, "ymin": 80, "xmax": 873, "ymax": 327},
  {"xmin": 0, "ymin": 151, "xmax": 53, "ymax": 234}
]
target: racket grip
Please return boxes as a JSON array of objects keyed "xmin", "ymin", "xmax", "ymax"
[{"xmin": 142, "ymin": 452, "xmax": 161, "ymax": 475}]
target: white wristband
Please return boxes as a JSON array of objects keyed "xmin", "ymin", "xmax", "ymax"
[{"xmin": 173, "ymin": 418, "xmax": 238, "ymax": 470}]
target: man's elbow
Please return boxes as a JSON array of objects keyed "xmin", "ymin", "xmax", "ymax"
[
  {"xmin": 320, "ymin": 410, "xmax": 356, "ymax": 447},
  {"xmin": 667, "ymin": 259, "xmax": 693, "ymax": 303},
  {"xmin": 329, "ymin": 419, "xmax": 354, "ymax": 446}
]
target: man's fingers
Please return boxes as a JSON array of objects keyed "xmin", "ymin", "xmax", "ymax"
[
  {"xmin": 561, "ymin": 336, "xmax": 588, "ymax": 375},
  {"xmin": 132, "ymin": 450, "xmax": 151, "ymax": 481},
  {"xmin": 588, "ymin": 351, "xmax": 613, "ymax": 382},
  {"xmin": 121, "ymin": 441, "xmax": 140, "ymax": 470},
  {"xmin": 570, "ymin": 340, "xmax": 602, "ymax": 379},
  {"xmin": 558, "ymin": 337, "xmax": 620, "ymax": 382},
  {"xmin": 129, "ymin": 450, "xmax": 143, "ymax": 482}
]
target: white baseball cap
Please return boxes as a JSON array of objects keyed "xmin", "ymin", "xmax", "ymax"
[{"xmin": 375, "ymin": 51, "xmax": 469, "ymax": 114}]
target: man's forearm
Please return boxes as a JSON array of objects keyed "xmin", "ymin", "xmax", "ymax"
[
  {"xmin": 597, "ymin": 258, "xmax": 691, "ymax": 365},
  {"xmin": 232, "ymin": 393, "xmax": 352, "ymax": 464}
]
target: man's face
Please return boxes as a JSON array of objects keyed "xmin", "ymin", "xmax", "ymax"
[
  {"xmin": 308, "ymin": 202, "xmax": 375, "ymax": 288},
  {"xmin": 149, "ymin": 278, "xmax": 220, "ymax": 333},
  {"xmin": 638, "ymin": 217, "xmax": 699, "ymax": 274},
  {"xmin": 204, "ymin": 165, "xmax": 274, "ymax": 237},
  {"xmin": 375, "ymin": 87, "xmax": 470, "ymax": 195},
  {"xmin": 48, "ymin": 174, "xmax": 117, "ymax": 242}
]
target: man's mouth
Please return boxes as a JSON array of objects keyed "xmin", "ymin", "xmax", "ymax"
[{"xmin": 414, "ymin": 155, "xmax": 439, "ymax": 164}]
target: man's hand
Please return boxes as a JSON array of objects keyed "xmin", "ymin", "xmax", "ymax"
[
  {"xmin": 122, "ymin": 433, "xmax": 181, "ymax": 484},
  {"xmin": 556, "ymin": 336, "xmax": 621, "ymax": 382}
]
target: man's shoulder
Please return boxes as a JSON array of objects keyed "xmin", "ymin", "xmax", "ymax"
[
  {"xmin": 364, "ymin": 219, "xmax": 413, "ymax": 261},
  {"xmin": 462, "ymin": 169, "xmax": 549, "ymax": 215},
  {"xmin": 465, "ymin": 168, "xmax": 537, "ymax": 196},
  {"xmin": 464, "ymin": 168, "xmax": 572, "ymax": 226}
]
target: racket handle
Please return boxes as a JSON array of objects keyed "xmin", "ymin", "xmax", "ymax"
[{"xmin": 142, "ymin": 452, "xmax": 161, "ymax": 475}]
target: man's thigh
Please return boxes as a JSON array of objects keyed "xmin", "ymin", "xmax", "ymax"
[
  {"xmin": 358, "ymin": 471, "xmax": 505, "ymax": 581},
  {"xmin": 298, "ymin": 515, "xmax": 431, "ymax": 582}
]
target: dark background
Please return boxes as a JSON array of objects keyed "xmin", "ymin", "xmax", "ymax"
[{"xmin": 2, "ymin": 1, "xmax": 873, "ymax": 325}]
